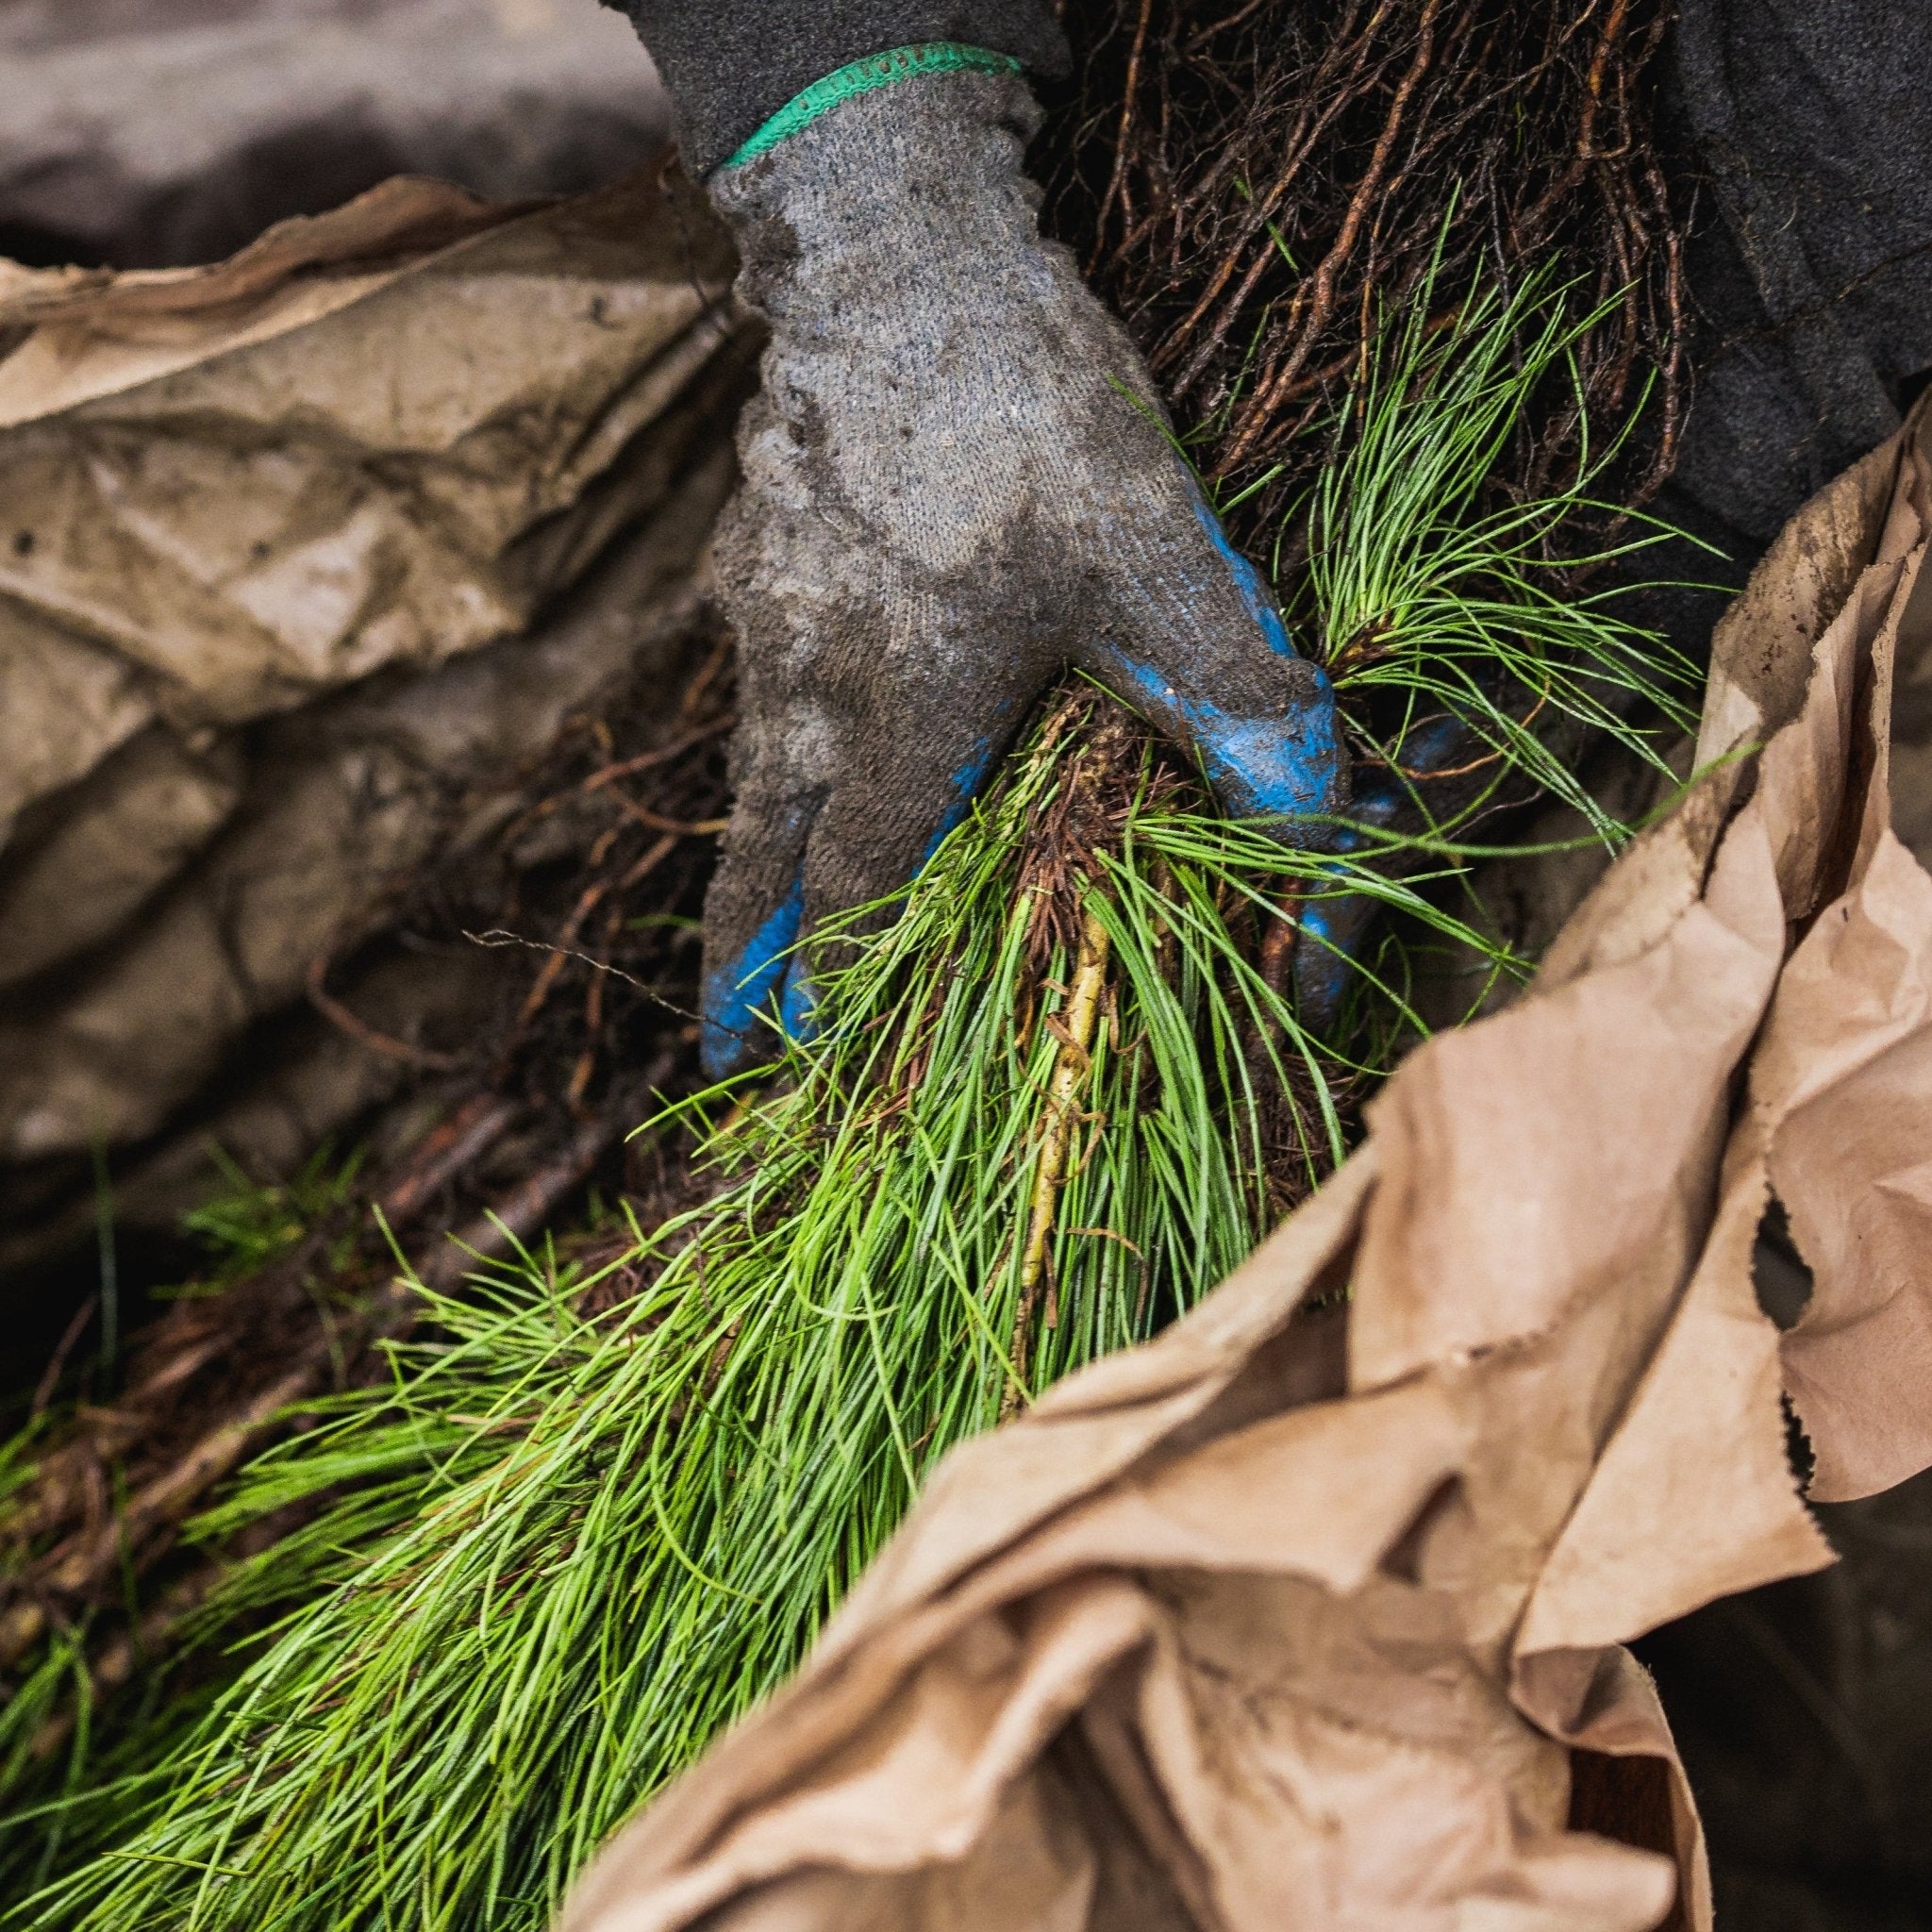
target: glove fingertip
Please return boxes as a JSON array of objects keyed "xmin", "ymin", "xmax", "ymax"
[
  {"xmin": 1102, "ymin": 649, "xmax": 1346, "ymax": 828},
  {"xmin": 701, "ymin": 874, "xmax": 805, "ymax": 1079},
  {"xmin": 1196, "ymin": 698, "xmax": 1347, "ymax": 826},
  {"xmin": 1290, "ymin": 893, "xmax": 1359, "ymax": 1033}
]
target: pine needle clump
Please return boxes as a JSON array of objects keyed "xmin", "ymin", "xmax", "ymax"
[
  {"xmin": 0, "ymin": 254, "xmax": 1703, "ymax": 1926},
  {"xmin": 0, "ymin": 13, "xmax": 1706, "ymax": 1900},
  {"xmin": 1286, "ymin": 257, "xmax": 1700, "ymax": 841},
  {"xmin": 4, "ymin": 695, "xmax": 1513, "ymax": 1930}
]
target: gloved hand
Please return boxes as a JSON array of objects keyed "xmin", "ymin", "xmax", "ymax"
[{"xmin": 701, "ymin": 44, "xmax": 1347, "ymax": 1074}]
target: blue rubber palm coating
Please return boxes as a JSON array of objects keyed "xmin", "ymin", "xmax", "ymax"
[
  {"xmin": 1290, "ymin": 714, "xmax": 1474, "ymax": 1026},
  {"xmin": 703, "ymin": 876, "xmax": 804, "ymax": 1075}
]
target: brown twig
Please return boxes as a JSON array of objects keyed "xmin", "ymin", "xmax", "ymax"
[
  {"xmin": 30, "ymin": 1292, "xmax": 99, "ymax": 1419},
  {"xmin": 377, "ymin": 1094, "xmax": 521, "ymax": 1225},
  {"xmin": 1220, "ymin": 0, "xmax": 1446, "ymax": 470},
  {"xmin": 578, "ymin": 717, "xmax": 734, "ymax": 796},
  {"xmin": 306, "ymin": 954, "xmax": 465, "ymax": 1073},
  {"xmin": 601, "ymin": 791, "xmax": 729, "ymax": 839},
  {"xmin": 1042, "ymin": 0, "xmax": 1685, "ymax": 544}
]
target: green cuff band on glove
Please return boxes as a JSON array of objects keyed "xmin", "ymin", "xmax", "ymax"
[{"xmin": 721, "ymin": 43, "xmax": 1024, "ymax": 170}]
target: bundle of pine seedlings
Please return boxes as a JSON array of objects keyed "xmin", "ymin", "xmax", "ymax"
[
  {"xmin": 0, "ymin": 235, "xmax": 1701, "ymax": 1924},
  {"xmin": 0, "ymin": 4, "xmax": 1701, "ymax": 1921}
]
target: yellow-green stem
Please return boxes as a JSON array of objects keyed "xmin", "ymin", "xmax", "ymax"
[{"xmin": 1002, "ymin": 895, "xmax": 1112, "ymax": 1419}]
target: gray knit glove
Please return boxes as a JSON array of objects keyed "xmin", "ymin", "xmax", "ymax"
[{"xmin": 701, "ymin": 45, "xmax": 1346, "ymax": 1074}]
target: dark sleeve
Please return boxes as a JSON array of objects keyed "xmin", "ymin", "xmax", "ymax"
[
  {"xmin": 1662, "ymin": 0, "xmax": 1932, "ymax": 548},
  {"xmin": 602, "ymin": 1, "xmax": 1070, "ymax": 175}
]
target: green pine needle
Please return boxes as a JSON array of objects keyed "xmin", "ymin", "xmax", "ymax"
[{"xmin": 1280, "ymin": 253, "xmax": 1707, "ymax": 842}]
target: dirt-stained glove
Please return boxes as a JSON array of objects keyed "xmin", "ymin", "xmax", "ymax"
[{"xmin": 701, "ymin": 44, "xmax": 1347, "ymax": 1074}]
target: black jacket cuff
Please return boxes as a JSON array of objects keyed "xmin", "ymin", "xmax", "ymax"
[{"xmin": 603, "ymin": 1, "xmax": 1069, "ymax": 174}]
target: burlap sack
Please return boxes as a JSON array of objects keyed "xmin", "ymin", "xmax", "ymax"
[{"xmin": 557, "ymin": 408, "xmax": 1932, "ymax": 1932}]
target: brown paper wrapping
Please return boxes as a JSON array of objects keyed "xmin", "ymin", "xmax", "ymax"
[
  {"xmin": 0, "ymin": 166, "xmax": 735, "ymax": 841},
  {"xmin": 0, "ymin": 164, "xmax": 756, "ymax": 1165},
  {"xmin": 556, "ymin": 407, "xmax": 1932, "ymax": 1932}
]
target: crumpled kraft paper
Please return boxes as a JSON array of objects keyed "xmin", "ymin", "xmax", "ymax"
[
  {"xmin": 556, "ymin": 407, "xmax": 1932, "ymax": 1932},
  {"xmin": 0, "ymin": 159, "xmax": 739, "ymax": 848},
  {"xmin": 0, "ymin": 161, "xmax": 755, "ymax": 1161},
  {"xmin": 0, "ymin": 483, "xmax": 733, "ymax": 1167}
]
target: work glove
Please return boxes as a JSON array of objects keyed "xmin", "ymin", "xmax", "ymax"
[{"xmin": 700, "ymin": 45, "xmax": 1347, "ymax": 1075}]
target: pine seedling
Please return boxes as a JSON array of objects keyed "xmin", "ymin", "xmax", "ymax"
[
  {"xmin": 0, "ymin": 260, "xmax": 1702, "ymax": 1932},
  {"xmin": 3, "ymin": 699, "xmax": 1515, "ymax": 1931},
  {"xmin": 1289, "ymin": 258, "xmax": 1703, "ymax": 841}
]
